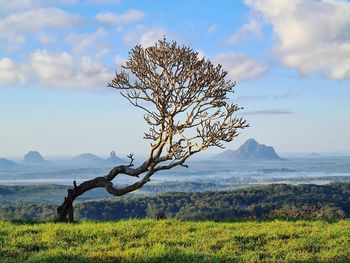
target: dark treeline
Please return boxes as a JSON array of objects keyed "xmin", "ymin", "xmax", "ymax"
[
  {"xmin": 1, "ymin": 183, "xmax": 349, "ymax": 221},
  {"xmin": 0, "ymin": 180, "xmax": 252, "ymax": 204}
]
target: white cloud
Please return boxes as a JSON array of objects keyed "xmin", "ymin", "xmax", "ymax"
[
  {"xmin": 96, "ymin": 9, "xmax": 145, "ymax": 25},
  {"xmin": 228, "ymin": 20, "xmax": 262, "ymax": 44},
  {"xmin": 85, "ymin": 0, "xmax": 121, "ymax": 4},
  {"xmin": 1, "ymin": 51, "xmax": 114, "ymax": 90},
  {"xmin": 245, "ymin": 0, "xmax": 350, "ymax": 80},
  {"xmin": 123, "ymin": 27, "xmax": 161, "ymax": 46},
  {"xmin": 114, "ymin": 55, "xmax": 125, "ymax": 66},
  {"xmin": 0, "ymin": 7, "xmax": 82, "ymax": 50},
  {"xmin": 196, "ymin": 50, "xmax": 205, "ymax": 60},
  {"xmin": 123, "ymin": 26, "xmax": 180, "ymax": 48},
  {"xmin": 0, "ymin": 58, "xmax": 27, "ymax": 87},
  {"xmin": 0, "ymin": 7, "xmax": 81, "ymax": 31},
  {"xmin": 66, "ymin": 28, "xmax": 109, "ymax": 56},
  {"xmin": 29, "ymin": 50, "xmax": 113, "ymax": 90},
  {"xmin": 138, "ymin": 28, "xmax": 167, "ymax": 47},
  {"xmin": 36, "ymin": 31, "xmax": 56, "ymax": 45},
  {"xmin": 213, "ymin": 53, "xmax": 269, "ymax": 81},
  {"xmin": 0, "ymin": 0, "xmax": 77, "ymax": 12}
]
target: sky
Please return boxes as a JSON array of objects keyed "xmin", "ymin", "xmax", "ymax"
[{"xmin": 0, "ymin": 0, "xmax": 350, "ymax": 158}]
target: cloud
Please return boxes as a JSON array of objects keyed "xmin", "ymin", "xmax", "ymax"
[
  {"xmin": 0, "ymin": 58, "xmax": 27, "ymax": 87},
  {"xmin": 237, "ymin": 91, "xmax": 297, "ymax": 101},
  {"xmin": 228, "ymin": 20, "xmax": 262, "ymax": 44},
  {"xmin": 0, "ymin": 51, "xmax": 113, "ymax": 90},
  {"xmin": 0, "ymin": 7, "xmax": 82, "ymax": 50},
  {"xmin": 0, "ymin": 0, "xmax": 77, "ymax": 12},
  {"xmin": 66, "ymin": 28, "xmax": 109, "ymax": 56},
  {"xmin": 245, "ymin": 0, "xmax": 350, "ymax": 80},
  {"xmin": 29, "ymin": 50, "xmax": 113, "ymax": 90},
  {"xmin": 138, "ymin": 28, "xmax": 167, "ymax": 47},
  {"xmin": 114, "ymin": 55, "xmax": 126, "ymax": 66},
  {"xmin": 85, "ymin": 0, "xmax": 121, "ymax": 4},
  {"xmin": 241, "ymin": 109, "xmax": 294, "ymax": 115},
  {"xmin": 123, "ymin": 26, "xmax": 180, "ymax": 48},
  {"xmin": 36, "ymin": 32, "xmax": 56, "ymax": 45},
  {"xmin": 96, "ymin": 9, "xmax": 145, "ymax": 25},
  {"xmin": 213, "ymin": 53, "xmax": 269, "ymax": 81}
]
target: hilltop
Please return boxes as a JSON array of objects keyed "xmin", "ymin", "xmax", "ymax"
[
  {"xmin": 71, "ymin": 153, "xmax": 104, "ymax": 164},
  {"xmin": 23, "ymin": 151, "xmax": 47, "ymax": 164},
  {"xmin": 214, "ymin": 139, "xmax": 283, "ymax": 161}
]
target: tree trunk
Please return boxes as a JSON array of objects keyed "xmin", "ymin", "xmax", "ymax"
[
  {"xmin": 57, "ymin": 162, "xmax": 152, "ymax": 222},
  {"xmin": 57, "ymin": 177, "xmax": 110, "ymax": 222}
]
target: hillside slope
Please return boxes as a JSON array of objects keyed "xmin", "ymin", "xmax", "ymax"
[{"xmin": 1, "ymin": 219, "xmax": 349, "ymax": 263}]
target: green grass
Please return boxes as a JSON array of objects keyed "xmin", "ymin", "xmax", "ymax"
[{"xmin": 1, "ymin": 219, "xmax": 350, "ymax": 262}]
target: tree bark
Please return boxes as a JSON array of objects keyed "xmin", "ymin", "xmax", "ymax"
[{"xmin": 57, "ymin": 162, "xmax": 152, "ymax": 222}]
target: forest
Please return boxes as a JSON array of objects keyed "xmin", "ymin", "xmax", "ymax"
[{"xmin": 1, "ymin": 183, "xmax": 349, "ymax": 221}]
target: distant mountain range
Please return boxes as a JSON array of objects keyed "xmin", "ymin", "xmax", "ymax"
[
  {"xmin": 71, "ymin": 151, "xmax": 125, "ymax": 166},
  {"xmin": 0, "ymin": 150, "xmax": 126, "ymax": 169},
  {"xmin": 213, "ymin": 139, "xmax": 283, "ymax": 161}
]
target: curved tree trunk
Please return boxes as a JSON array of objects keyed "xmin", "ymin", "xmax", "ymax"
[
  {"xmin": 57, "ymin": 160, "xmax": 152, "ymax": 222},
  {"xmin": 57, "ymin": 138, "xmax": 198, "ymax": 222}
]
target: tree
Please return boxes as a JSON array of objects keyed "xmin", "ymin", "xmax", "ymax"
[{"xmin": 57, "ymin": 39, "xmax": 248, "ymax": 222}]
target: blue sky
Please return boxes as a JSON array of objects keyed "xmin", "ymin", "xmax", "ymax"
[{"xmin": 1, "ymin": 0, "xmax": 349, "ymax": 158}]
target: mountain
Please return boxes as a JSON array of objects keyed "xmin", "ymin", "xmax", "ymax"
[
  {"xmin": 71, "ymin": 153, "xmax": 104, "ymax": 165},
  {"xmin": 0, "ymin": 158, "xmax": 19, "ymax": 169},
  {"xmin": 213, "ymin": 139, "xmax": 283, "ymax": 161},
  {"xmin": 23, "ymin": 151, "xmax": 47, "ymax": 164},
  {"xmin": 105, "ymin": 151, "xmax": 125, "ymax": 165}
]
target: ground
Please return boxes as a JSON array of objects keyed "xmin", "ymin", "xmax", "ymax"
[{"xmin": 1, "ymin": 219, "xmax": 350, "ymax": 262}]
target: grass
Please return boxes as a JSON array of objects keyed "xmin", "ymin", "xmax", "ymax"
[{"xmin": 0, "ymin": 219, "xmax": 350, "ymax": 262}]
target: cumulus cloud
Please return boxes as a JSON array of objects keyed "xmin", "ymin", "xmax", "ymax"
[
  {"xmin": 245, "ymin": 0, "xmax": 350, "ymax": 80},
  {"xmin": 36, "ymin": 32, "xmax": 56, "ymax": 45},
  {"xmin": 0, "ymin": 58, "xmax": 27, "ymax": 87},
  {"xmin": 66, "ymin": 28, "xmax": 109, "ymax": 56},
  {"xmin": 29, "ymin": 50, "xmax": 113, "ymax": 90},
  {"xmin": 138, "ymin": 28, "xmax": 167, "ymax": 47},
  {"xmin": 0, "ymin": 51, "xmax": 113, "ymax": 90},
  {"xmin": 85, "ymin": 0, "xmax": 121, "ymax": 4},
  {"xmin": 0, "ymin": 0, "xmax": 77, "ymax": 12},
  {"xmin": 213, "ymin": 53, "xmax": 269, "ymax": 81},
  {"xmin": 96, "ymin": 9, "xmax": 145, "ymax": 25},
  {"xmin": 123, "ymin": 26, "xmax": 180, "ymax": 48},
  {"xmin": 0, "ymin": 7, "xmax": 82, "ymax": 50},
  {"xmin": 228, "ymin": 20, "xmax": 262, "ymax": 44},
  {"xmin": 123, "ymin": 27, "xmax": 159, "ymax": 46}
]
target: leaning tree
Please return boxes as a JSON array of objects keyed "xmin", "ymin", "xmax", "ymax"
[{"xmin": 57, "ymin": 39, "xmax": 248, "ymax": 222}]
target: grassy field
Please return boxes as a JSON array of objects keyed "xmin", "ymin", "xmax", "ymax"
[{"xmin": 1, "ymin": 219, "xmax": 350, "ymax": 262}]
